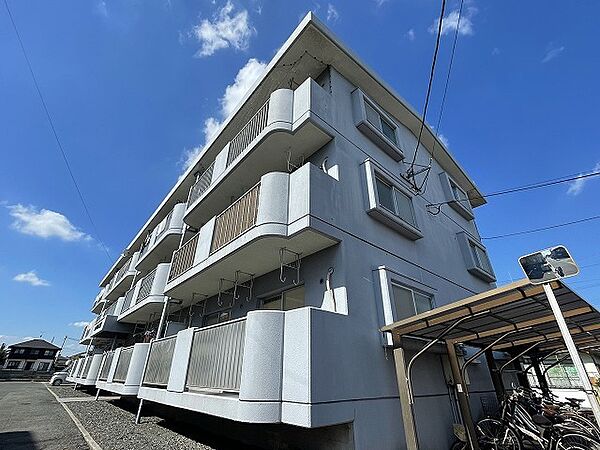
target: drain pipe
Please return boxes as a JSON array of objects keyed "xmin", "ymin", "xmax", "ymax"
[
  {"xmin": 326, "ymin": 267, "xmax": 336, "ymax": 312},
  {"xmin": 156, "ymin": 297, "xmax": 171, "ymax": 340}
]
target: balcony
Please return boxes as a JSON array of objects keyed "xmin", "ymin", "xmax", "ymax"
[
  {"xmin": 71, "ymin": 354, "xmax": 103, "ymax": 386},
  {"xmin": 135, "ymin": 203, "xmax": 186, "ymax": 273},
  {"xmin": 91, "ymin": 287, "xmax": 108, "ymax": 314},
  {"xmin": 118, "ymin": 263, "xmax": 170, "ymax": 323},
  {"xmin": 184, "ymin": 78, "xmax": 333, "ymax": 228},
  {"xmin": 165, "ymin": 163, "xmax": 339, "ymax": 305},
  {"xmin": 105, "ymin": 252, "xmax": 140, "ymax": 301},
  {"xmin": 87, "ymin": 297, "xmax": 134, "ymax": 340},
  {"xmin": 138, "ymin": 307, "xmax": 353, "ymax": 427},
  {"xmin": 95, "ymin": 343, "xmax": 150, "ymax": 396}
]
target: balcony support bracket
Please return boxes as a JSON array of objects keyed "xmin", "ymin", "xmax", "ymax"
[{"xmin": 280, "ymin": 248, "xmax": 302, "ymax": 285}]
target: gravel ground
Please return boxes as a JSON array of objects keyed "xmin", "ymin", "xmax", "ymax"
[
  {"xmin": 48, "ymin": 384, "xmax": 95, "ymax": 398},
  {"xmin": 67, "ymin": 398, "xmax": 219, "ymax": 450}
]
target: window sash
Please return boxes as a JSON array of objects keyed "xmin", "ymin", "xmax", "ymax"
[
  {"xmin": 450, "ymin": 180, "xmax": 468, "ymax": 203},
  {"xmin": 375, "ymin": 175, "xmax": 416, "ymax": 227},
  {"xmin": 391, "ymin": 283, "xmax": 433, "ymax": 320},
  {"xmin": 261, "ymin": 285, "xmax": 305, "ymax": 311},
  {"xmin": 470, "ymin": 242, "xmax": 492, "ymax": 273},
  {"xmin": 364, "ymin": 99, "xmax": 397, "ymax": 144}
]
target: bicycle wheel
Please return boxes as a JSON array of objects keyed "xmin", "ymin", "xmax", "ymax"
[
  {"xmin": 476, "ymin": 418, "xmax": 522, "ymax": 450},
  {"xmin": 555, "ymin": 432, "xmax": 600, "ymax": 450},
  {"xmin": 561, "ymin": 413, "xmax": 600, "ymax": 439}
]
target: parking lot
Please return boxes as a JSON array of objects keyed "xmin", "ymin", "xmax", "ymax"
[{"xmin": 0, "ymin": 382, "xmax": 248, "ymax": 450}]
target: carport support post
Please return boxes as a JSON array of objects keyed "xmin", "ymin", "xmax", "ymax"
[
  {"xmin": 543, "ymin": 283, "xmax": 600, "ymax": 424},
  {"xmin": 393, "ymin": 347, "xmax": 419, "ymax": 450},
  {"xmin": 446, "ymin": 342, "xmax": 480, "ymax": 450},
  {"xmin": 135, "ymin": 398, "xmax": 144, "ymax": 425},
  {"xmin": 530, "ymin": 356, "xmax": 550, "ymax": 397},
  {"xmin": 484, "ymin": 350, "xmax": 505, "ymax": 402}
]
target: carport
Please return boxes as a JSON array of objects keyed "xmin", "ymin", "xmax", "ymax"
[{"xmin": 381, "ymin": 279, "xmax": 600, "ymax": 450}]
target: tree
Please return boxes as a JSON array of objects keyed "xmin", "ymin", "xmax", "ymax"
[{"xmin": 0, "ymin": 343, "xmax": 7, "ymax": 367}]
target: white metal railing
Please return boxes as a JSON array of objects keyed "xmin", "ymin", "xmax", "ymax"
[
  {"xmin": 111, "ymin": 255, "xmax": 133, "ymax": 288},
  {"xmin": 135, "ymin": 268, "xmax": 157, "ymax": 304},
  {"xmin": 81, "ymin": 357, "xmax": 92, "ymax": 378},
  {"xmin": 113, "ymin": 346, "xmax": 134, "ymax": 382},
  {"xmin": 228, "ymin": 100, "xmax": 270, "ymax": 166},
  {"xmin": 185, "ymin": 318, "xmax": 247, "ymax": 392},
  {"xmin": 168, "ymin": 233, "xmax": 200, "ymax": 281},
  {"xmin": 143, "ymin": 336, "xmax": 177, "ymax": 387},
  {"xmin": 156, "ymin": 210, "xmax": 173, "ymax": 239},
  {"xmin": 123, "ymin": 288, "xmax": 136, "ymax": 311},
  {"xmin": 211, "ymin": 183, "xmax": 260, "ymax": 253},
  {"xmin": 98, "ymin": 351, "xmax": 115, "ymax": 380},
  {"xmin": 188, "ymin": 161, "xmax": 215, "ymax": 206}
]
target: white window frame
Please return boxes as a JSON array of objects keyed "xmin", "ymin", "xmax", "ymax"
[
  {"xmin": 376, "ymin": 266, "xmax": 436, "ymax": 346},
  {"xmin": 439, "ymin": 172, "xmax": 474, "ymax": 220},
  {"xmin": 456, "ymin": 232, "xmax": 496, "ymax": 282},
  {"xmin": 352, "ymin": 89, "xmax": 404, "ymax": 161},
  {"xmin": 362, "ymin": 159, "xmax": 423, "ymax": 240}
]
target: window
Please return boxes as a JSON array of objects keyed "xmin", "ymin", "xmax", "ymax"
[
  {"xmin": 470, "ymin": 241, "xmax": 493, "ymax": 274},
  {"xmin": 352, "ymin": 89, "xmax": 404, "ymax": 161},
  {"xmin": 375, "ymin": 176, "xmax": 416, "ymax": 227},
  {"xmin": 43, "ymin": 350, "xmax": 53, "ymax": 357},
  {"xmin": 456, "ymin": 232, "xmax": 496, "ymax": 282},
  {"xmin": 392, "ymin": 283, "xmax": 433, "ymax": 321},
  {"xmin": 261, "ymin": 285, "xmax": 305, "ymax": 311},
  {"xmin": 31, "ymin": 350, "xmax": 40, "ymax": 356},
  {"xmin": 14, "ymin": 348, "xmax": 25, "ymax": 355},
  {"xmin": 202, "ymin": 310, "xmax": 231, "ymax": 327},
  {"xmin": 6, "ymin": 361, "xmax": 20, "ymax": 369},
  {"xmin": 439, "ymin": 172, "xmax": 474, "ymax": 220},
  {"xmin": 37, "ymin": 362, "xmax": 50, "ymax": 371},
  {"xmin": 363, "ymin": 160, "xmax": 422, "ymax": 240}
]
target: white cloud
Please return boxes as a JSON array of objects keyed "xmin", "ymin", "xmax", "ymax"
[
  {"xmin": 438, "ymin": 134, "xmax": 450, "ymax": 148},
  {"xmin": 429, "ymin": 7, "xmax": 476, "ymax": 37},
  {"xmin": 13, "ymin": 271, "xmax": 50, "ymax": 287},
  {"xmin": 542, "ymin": 43, "xmax": 565, "ymax": 63},
  {"xmin": 192, "ymin": 1, "xmax": 255, "ymax": 57},
  {"xmin": 181, "ymin": 58, "xmax": 267, "ymax": 171},
  {"xmin": 70, "ymin": 321, "xmax": 90, "ymax": 328},
  {"xmin": 567, "ymin": 162, "xmax": 600, "ymax": 196},
  {"xmin": 406, "ymin": 29, "xmax": 415, "ymax": 41},
  {"xmin": 7, "ymin": 204, "xmax": 91, "ymax": 242},
  {"xmin": 492, "ymin": 47, "xmax": 500, "ymax": 56},
  {"xmin": 374, "ymin": 0, "xmax": 388, "ymax": 7},
  {"xmin": 94, "ymin": 0, "xmax": 108, "ymax": 18},
  {"xmin": 326, "ymin": 4, "xmax": 339, "ymax": 23}
]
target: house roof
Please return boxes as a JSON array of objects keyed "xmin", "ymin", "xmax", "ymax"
[
  {"xmin": 8, "ymin": 339, "xmax": 60, "ymax": 350},
  {"xmin": 99, "ymin": 12, "xmax": 487, "ymax": 287}
]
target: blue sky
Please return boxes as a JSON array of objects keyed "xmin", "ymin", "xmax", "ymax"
[{"xmin": 1, "ymin": 0, "xmax": 599, "ymax": 354}]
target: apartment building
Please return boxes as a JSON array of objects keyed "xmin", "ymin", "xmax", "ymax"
[{"xmin": 71, "ymin": 13, "xmax": 500, "ymax": 449}]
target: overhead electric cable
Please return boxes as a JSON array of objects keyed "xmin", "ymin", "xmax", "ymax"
[
  {"xmin": 419, "ymin": 0, "xmax": 465, "ymax": 192},
  {"xmin": 406, "ymin": 0, "xmax": 447, "ymax": 188},
  {"xmin": 481, "ymin": 214, "xmax": 600, "ymax": 240},
  {"xmin": 4, "ymin": 0, "xmax": 112, "ymax": 263},
  {"xmin": 427, "ymin": 170, "xmax": 600, "ymax": 210}
]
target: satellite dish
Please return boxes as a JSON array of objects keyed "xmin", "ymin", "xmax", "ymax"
[{"xmin": 518, "ymin": 245, "xmax": 579, "ymax": 285}]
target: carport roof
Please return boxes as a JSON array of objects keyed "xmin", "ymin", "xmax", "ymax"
[{"xmin": 381, "ymin": 279, "xmax": 600, "ymax": 353}]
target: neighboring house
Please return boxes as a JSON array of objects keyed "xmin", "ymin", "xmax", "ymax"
[
  {"xmin": 3, "ymin": 339, "xmax": 60, "ymax": 372},
  {"xmin": 76, "ymin": 13, "xmax": 500, "ymax": 449}
]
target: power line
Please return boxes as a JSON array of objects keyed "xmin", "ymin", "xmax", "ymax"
[
  {"xmin": 405, "ymin": 0, "xmax": 447, "ymax": 188},
  {"xmin": 4, "ymin": 0, "xmax": 112, "ymax": 263},
  {"xmin": 419, "ymin": 0, "xmax": 465, "ymax": 193},
  {"xmin": 427, "ymin": 170, "xmax": 600, "ymax": 211},
  {"xmin": 481, "ymin": 214, "xmax": 600, "ymax": 240}
]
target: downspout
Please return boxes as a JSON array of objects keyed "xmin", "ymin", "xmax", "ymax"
[{"xmin": 326, "ymin": 267, "xmax": 336, "ymax": 312}]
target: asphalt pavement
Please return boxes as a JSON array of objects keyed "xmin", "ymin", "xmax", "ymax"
[{"xmin": 0, "ymin": 382, "xmax": 88, "ymax": 450}]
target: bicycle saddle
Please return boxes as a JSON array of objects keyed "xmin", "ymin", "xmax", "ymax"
[{"xmin": 532, "ymin": 414, "xmax": 553, "ymax": 428}]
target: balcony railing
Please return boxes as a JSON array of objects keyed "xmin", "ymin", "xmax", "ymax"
[
  {"xmin": 135, "ymin": 268, "xmax": 157, "ymax": 304},
  {"xmin": 113, "ymin": 346, "xmax": 134, "ymax": 382},
  {"xmin": 143, "ymin": 336, "xmax": 177, "ymax": 387},
  {"xmin": 169, "ymin": 233, "xmax": 200, "ymax": 282},
  {"xmin": 113, "ymin": 256, "xmax": 133, "ymax": 286},
  {"xmin": 98, "ymin": 351, "xmax": 115, "ymax": 380},
  {"xmin": 124, "ymin": 287, "xmax": 136, "ymax": 310},
  {"xmin": 228, "ymin": 100, "xmax": 270, "ymax": 166},
  {"xmin": 156, "ymin": 210, "xmax": 174, "ymax": 239},
  {"xmin": 210, "ymin": 183, "xmax": 260, "ymax": 253},
  {"xmin": 185, "ymin": 318, "xmax": 246, "ymax": 392},
  {"xmin": 188, "ymin": 161, "xmax": 215, "ymax": 206},
  {"xmin": 81, "ymin": 357, "xmax": 92, "ymax": 378}
]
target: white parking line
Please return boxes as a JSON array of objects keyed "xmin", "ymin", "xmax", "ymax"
[{"xmin": 45, "ymin": 384, "xmax": 103, "ymax": 450}]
